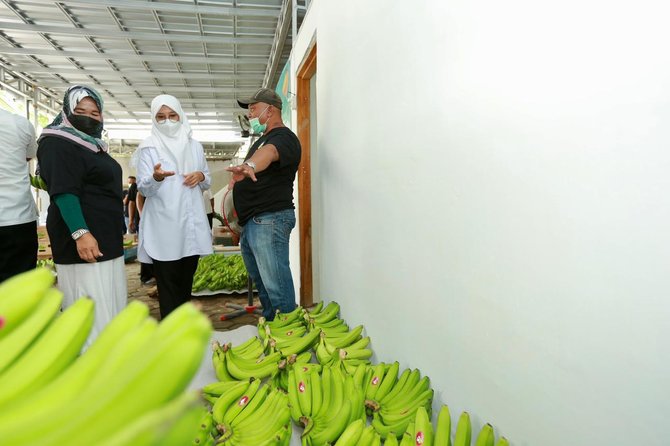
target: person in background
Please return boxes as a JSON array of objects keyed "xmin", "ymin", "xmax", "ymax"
[
  {"xmin": 202, "ymin": 188, "xmax": 215, "ymax": 229},
  {"xmin": 121, "ymin": 188, "xmax": 129, "ymax": 233},
  {"xmin": 135, "ymin": 192, "xmax": 155, "ymax": 286},
  {"xmin": 36, "ymin": 85, "xmax": 126, "ymax": 345},
  {"xmin": 0, "ymin": 108, "xmax": 39, "ymax": 282},
  {"xmin": 134, "ymin": 94, "xmax": 213, "ymax": 318},
  {"xmin": 126, "ymin": 175, "xmax": 138, "ymax": 234},
  {"xmin": 227, "ymin": 88, "xmax": 301, "ymax": 320}
]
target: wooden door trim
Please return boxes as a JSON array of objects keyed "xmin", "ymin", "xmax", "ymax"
[{"xmin": 297, "ymin": 43, "xmax": 316, "ymax": 308}]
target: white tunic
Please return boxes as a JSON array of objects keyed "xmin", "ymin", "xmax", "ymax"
[
  {"xmin": 136, "ymin": 141, "xmax": 213, "ymax": 263},
  {"xmin": 0, "ymin": 109, "xmax": 38, "ymax": 226}
]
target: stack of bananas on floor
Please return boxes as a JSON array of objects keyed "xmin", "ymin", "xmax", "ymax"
[
  {"xmin": 208, "ymin": 379, "xmax": 291, "ymax": 445},
  {"xmin": 287, "ymin": 364, "xmax": 367, "ymax": 445},
  {"xmin": 204, "ymin": 301, "xmax": 513, "ymax": 446},
  {"xmin": 212, "ymin": 336, "xmax": 287, "ymax": 382},
  {"xmin": 0, "ymin": 268, "xmax": 213, "ymax": 446}
]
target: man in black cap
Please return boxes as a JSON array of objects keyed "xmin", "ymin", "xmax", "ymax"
[{"xmin": 227, "ymin": 87, "xmax": 302, "ymax": 320}]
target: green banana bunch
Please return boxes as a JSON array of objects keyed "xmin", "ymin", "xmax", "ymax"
[
  {"xmin": 453, "ymin": 412, "xmax": 472, "ymax": 446},
  {"xmin": 303, "ymin": 300, "xmax": 340, "ymax": 324},
  {"xmin": 433, "ymin": 404, "xmax": 452, "ymax": 446},
  {"xmin": 0, "ymin": 268, "xmax": 55, "ymax": 340},
  {"xmin": 11, "ymin": 302, "xmax": 212, "ymax": 446},
  {"xmin": 301, "ymin": 366, "xmax": 361, "ymax": 445},
  {"xmin": 275, "ymin": 326, "xmax": 322, "ymax": 357},
  {"xmin": 370, "ymin": 369, "xmax": 433, "ymax": 440},
  {"xmin": 223, "ymin": 343, "xmax": 285, "ymax": 381},
  {"xmin": 221, "ymin": 386, "xmax": 291, "ymax": 445},
  {"xmin": 0, "ymin": 301, "xmax": 152, "ymax": 433},
  {"xmin": 192, "ymin": 254, "xmax": 249, "ymax": 292},
  {"xmin": 475, "ymin": 423, "xmax": 495, "ymax": 446}
]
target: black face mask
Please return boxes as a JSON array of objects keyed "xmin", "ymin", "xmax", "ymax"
[{"xmin": 69, "ymin": 114, "xmax": 103, "ymax": 138}]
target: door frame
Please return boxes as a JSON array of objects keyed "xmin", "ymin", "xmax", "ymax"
[{"xmin": 297, "ymin": 43, "xmax": 317, "ymax": 308}]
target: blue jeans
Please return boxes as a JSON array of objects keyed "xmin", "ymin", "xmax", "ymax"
[{"xmin": 240, "ymin": 209, "xmax": 297, "ymax": 320}]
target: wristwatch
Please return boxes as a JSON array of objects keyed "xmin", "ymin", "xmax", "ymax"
[
  {"xmin": 243, "ymin": 161, "xmax": 256, "ymax": 171},
  {"xmin": 71, "ymin": 228, "xmax": 90, "ymax": 241}
]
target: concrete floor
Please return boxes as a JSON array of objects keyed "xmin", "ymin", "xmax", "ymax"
[{"xmin": 125, "ymin": 260, "xmax": 261, "ymax": 331}]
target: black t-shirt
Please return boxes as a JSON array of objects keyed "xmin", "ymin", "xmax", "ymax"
[
  {"xmin": 125, "ymin": 183, "xmax": 138, "ymax": 221},
  {"xmin": 37, "ymin": 136, "xmax": 124, "ymax": 264},
  {"xmin": 233, "ymin": 127, "xmax": 301, "ymax": 226}
]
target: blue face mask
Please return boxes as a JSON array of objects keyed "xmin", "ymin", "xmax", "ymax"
[{"xmin": 249, "ymin": 105, "xmax": 270, "ymax": 134}]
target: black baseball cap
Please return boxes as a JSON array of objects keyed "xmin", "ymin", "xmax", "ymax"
[{"xmin": 237, "ymin": 88, "xmax": 283, "ymax": 110}]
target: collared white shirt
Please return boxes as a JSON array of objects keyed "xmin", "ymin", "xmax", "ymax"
[
  {"xmin": 0, "ymin": 109, "xmax": 38, "ymax": 226},
  {"xmin": 136, "ymin": 141, "xmax": 213, "ymax": 262}
]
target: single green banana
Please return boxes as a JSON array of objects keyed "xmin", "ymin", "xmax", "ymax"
[
  {"xmin": 374, "ymin": 368, "xmax": 411, "ymax": 410},
  {"xmin": 278, "ymin": 327, "xmax": 322, "ymax": 357},
  {"xmin": 95, "ymin": 391, "xmax": 203, "ymax": 446},
  {"xmin": 0, "ymin": 297, "xmax": 94, "ymax": 409},
  {"xmin": 374, "ymin": 361, "xmax": 400, "ymax": 403},
  {"xmin": 211, "ymin": 380, "xmax": 252, "ymax": 426},
  {"xmin": 225, "ymin": 347, "xmax": 283, "ymax": 381},
  {"xmin": 371, "ymin": 412, "xmax": 412, "ymax": 440},
  {"xmin": 382, "ymin": 376, "xmax": 431, "ymax": 413},
  {"xmin": 287, "ymin": 369, "xmax": 305, "ymax": 422},
  {"xmin": 399, "ymin": 421, "xmax": 415, "ymax": 446},
  {"xmin": 0, "ymin": 268, "xmax": 54, "ymax": 340},
  {"xmin": 347, "ymin": 335, "xmax": 371, "ymax": 351},
  {"xmin": 414, "ymin": 406, "xmax": 434, "ymax": 446},
  {"xmin": 475, "ymin": 423, "xmax": 495, "ymax": 446},
  {"xmin": 310, "ymin": 368, "xmax": 323, "ymax": 417},
  {"xmin": 311, "ymin": 301, "xmax": 340, "ymax": 324},
  {"xmin": 384, "ymin": 431, "xmax": 400, "ymax": 446},
  {"xmin": 212, "ymin": 342, "xmax": 236, "ymax": 382},
  {"xmin": 228, "ymin": 383, "xmax": 269, "ymax": 428},
  {"xmin": 305, "ymin": 399, "xmax": 352, "ymax": 445},
  {"xmin": 222, "ymin": 378, "xmax": 262, "ymax": 427},
  {"xmin": 315, "ymin": 366, "xmax": 333, "ymax": 419},
  {"xmin": 202, "ymin": 380, "xmax": 245, "ymax": 397},
  {"xmin": 365, "ymin": 362, "xmax": 387, "ymax": 401},
  {"xmin": 356, "ymin": 425, "xmax": 380, "ymax": 446},
  {"xmin": 433, "ymin": 404, "xmax": 452, "ymax": 446},
  {"xmin": 334, "ymin": 418, "xmax": 365, "ymax": 446},
  {"xmin": 453, "ymin": 412, "xmax": 472, "ymax": 446},
  {"xmin": 294, "ymin": 362, "xmax": 313, "ymax": 417},
  {"xmin": 327, "ymin": 324, "xmax": 364, "ymax": 348},
  {"xmin": 0, "ymin": 287, "xmax": 62, "ymax": 374},
  {"xmin": 306, "ymin": 301, "xmax": 324, "ymax": 314},
  {"xmin": 495, "ymin": 436, "xmax": 510, "ymax": 446}
]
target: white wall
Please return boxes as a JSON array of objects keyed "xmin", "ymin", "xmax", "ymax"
[{"xmin": 292, "ymin": 1, "xmax": 670, "ymax": 445}]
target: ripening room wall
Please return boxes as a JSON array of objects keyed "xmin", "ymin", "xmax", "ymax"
[{"xmin": 291, "ymin": 1, "xmax": 670, "ymax": 445}]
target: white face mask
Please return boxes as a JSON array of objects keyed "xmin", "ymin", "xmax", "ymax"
[{"xmin": 156, "ymin": 119, "xmax": 181, "ymax": 137}]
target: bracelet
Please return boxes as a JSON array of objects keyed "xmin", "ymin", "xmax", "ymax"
[{"xmin": 71, "ymin": 228, "xmax": 90, "ymax": 241}]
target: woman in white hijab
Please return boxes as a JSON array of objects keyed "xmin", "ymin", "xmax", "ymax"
[{"xmin": 135, "ymin": 94, "xmax": 213, "ymax": 318}]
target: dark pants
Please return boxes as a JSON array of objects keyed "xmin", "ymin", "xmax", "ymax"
[
  {"xmin": 0, "ymin": 221, "xmax": 38, "ymax": 283},
  {"xmin": 207, "ymin": 213, "xmax": 214, "ymax": 229},
  {"xmin": 152, "ymin": 255, "xmax": 199, "ymax": 319},
  {"xmin": 140, "ymin": 262, "xmax": 154, "ymax": 283}
]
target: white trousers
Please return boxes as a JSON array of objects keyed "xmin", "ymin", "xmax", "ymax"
[{"xmin": 56, "ymin": 256, "xmax": 127, "ymax": 348}]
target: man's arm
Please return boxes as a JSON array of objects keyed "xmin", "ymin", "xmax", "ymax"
[{"xmin": 226, "ymin": 144, "xmax": 279, "ymax": 183}]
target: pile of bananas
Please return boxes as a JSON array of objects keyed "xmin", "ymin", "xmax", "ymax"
[
  {"xmin": 202, "ymin": 301, "xmax": 511, "ymax": 446},
  {"xmin": 0, "ymin": 268, "xmax": 213, "ymax": 446},
  {"xmin": 192, "ymin": 254, "xmax": 250, "ymax": 292}
]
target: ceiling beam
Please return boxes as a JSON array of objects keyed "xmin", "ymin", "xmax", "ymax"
[
  {"xmin": 0, "ymin": 46, "xmax": 269, "ymax": 65},
  {"xmin": 45, "ymin": 0, "xmax": 281, "ymax": 18}
]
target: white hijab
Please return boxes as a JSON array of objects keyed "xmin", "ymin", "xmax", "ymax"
[{"xmin": 136, "ymin": 94, "xmax": 195, "ymax": 173}]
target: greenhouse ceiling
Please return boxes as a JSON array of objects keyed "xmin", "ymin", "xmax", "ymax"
[{"xmin": 0, "ymin": 0, "xmax": 306, "ymax": 145}]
